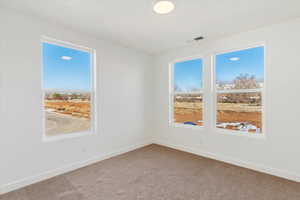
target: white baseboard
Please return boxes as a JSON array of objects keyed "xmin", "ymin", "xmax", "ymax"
[
  {"xmin": 154, "ymin": 140, "xmax": 300, "ymax": 183},
  {"xmin": 0, "ymin": 142, "xmax": 152, "ymax": 195},
  {"xmin": 2, "ymin": 140, "xmax": 299, "ymax": 195}
]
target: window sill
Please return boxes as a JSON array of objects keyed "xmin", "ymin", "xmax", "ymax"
[
  {"xmin": 215, "ymin": 128, "xmax": 266, "ymax": 139},
  {"xmin": 171, "ymin": 123, "xmax": 205, "ymax": 130},
  {"xmin": 43, "ymin": 131, "xmax": 96, "ymax": 142}
]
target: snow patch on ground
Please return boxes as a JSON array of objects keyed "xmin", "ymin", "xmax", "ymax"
[{"xmin": 217, "ymin": 122, "xmax": 260, "ymax": 132}]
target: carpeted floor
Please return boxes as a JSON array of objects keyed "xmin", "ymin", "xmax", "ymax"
[{"xmin": 1, "ymin": 144, "xmax": 300, "ymax": 200}]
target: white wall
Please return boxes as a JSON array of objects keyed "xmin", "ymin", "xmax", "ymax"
[
  {"xmin": 1, "ymin": 6, "xmax": 300, "ymax": 194},
  {"xmin": 153, "ymin": 18, "xmax": 300, "ymax": 181},
  {"xmin": 0, "ymin": 9, "xmax": 153, "ymax": 193}
]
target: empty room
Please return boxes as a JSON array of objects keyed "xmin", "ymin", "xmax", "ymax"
[{"xmin": 1, "ymin": 0, "xmax": 300, "ymax": 199}]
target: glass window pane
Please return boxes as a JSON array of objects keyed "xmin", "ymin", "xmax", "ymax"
[
  {"xmin": 216, "ymin": 92, "xmax": 262, "ymax": 133},
  {"xmin": 43, "ymin": 42, "xmax": 92, "ymax": 137},
  {"xmin": 174, "ymin": 59, "xmax": 203, "ymax": 92},
  {"xmin": 174, "ymin": 93, "xmax": 203, "ymax": 126},
  {"xmin": 216, "ymin": 46, "xmax": 264, "ymax": 90}
]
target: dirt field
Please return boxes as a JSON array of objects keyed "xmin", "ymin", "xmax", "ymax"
[
  {"xmin": 174, "ymin": 101, "xmax": 262, "ymax": 131},
  {"xmin": 174, "ymin": 102, "xmax": 203, "ymax": 126},
  {"xmin": 45, "ymin": 100, "xmax": 90, "ymax": 119},
  {"xmin": 216, "ymin": 103, "xmax": 261, "ymax": 130}
]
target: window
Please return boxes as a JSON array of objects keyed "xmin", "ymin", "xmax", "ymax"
[
  {"xmin": 170, "ymin": 58, "xmax": 203, "ymax": 127},
  {"xmin": 214, "ymin": 46, "xmax": 264, "ymax": 134},
  {"xmin": 42, "ymin": 38, "xmax": 95, "ymax": 138}
]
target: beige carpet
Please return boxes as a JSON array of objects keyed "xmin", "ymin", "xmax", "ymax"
[{"xmin": 1, "ymin": 144, "xmax": 300, "ymax": 200}]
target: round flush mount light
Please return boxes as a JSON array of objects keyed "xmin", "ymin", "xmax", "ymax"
[{"xmin": 153, "ymin": 1, "xmax": 175, "ymax": 14}]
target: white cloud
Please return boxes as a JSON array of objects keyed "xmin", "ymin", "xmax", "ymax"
[
  {"xmin": 229, "ymin": 57, "xmax": 240, "ymax": 61},
  {"xmin": 61, "ymin": 56, "xmax": 72, "ymax": 60}
]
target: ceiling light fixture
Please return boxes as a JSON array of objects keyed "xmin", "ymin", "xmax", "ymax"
[{"xmin": 153, "ymin": 1, "xmax": 175, "ymax": 14}]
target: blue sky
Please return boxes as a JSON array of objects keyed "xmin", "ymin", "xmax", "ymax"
[
  {"xmin": 216, "ymin": 46, "xmax": 264, "ymax": 83},
  {"xmin": 43, "ymin": 42, "xmax": 91, "ymax": 91},
  {"xmin": 174, "ymin": 59, "xmax": 203, "ymax": 92},
  {"xmin": 174, "ymin": 46, "xmax": 264, "ymax": 91}
]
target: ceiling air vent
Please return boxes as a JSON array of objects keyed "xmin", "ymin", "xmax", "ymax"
[{"xmin": 194, "ymin": 36, "xmax": 204, "ymax": 41}]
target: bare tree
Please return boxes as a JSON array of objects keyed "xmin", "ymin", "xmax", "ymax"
[
  {"xmin": 220, "ymin": 74, "xmax": 262, "ymax": 105},
  {"xmin": 233, "ymin": 74, "xmax": 259, "ymax": 89}
]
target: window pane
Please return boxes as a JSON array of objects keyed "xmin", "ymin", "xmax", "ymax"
[
  {"xmin": 174, "ymin": 59, "xmax": 203, "ymax": 92},
  {"xmin": 216, "ymin": 92, "xmax": 262, "ymax": 133},
  {"xmin": 216, "ymin": 46, "xmax": 264, "ymax": 90},
  {"xmin": 174, "ymin": 93, "xmax": 203, "ymax": 126},
  {"xmin": 43, "ymin": 42, "xmax": 92, "ymax": 137}
]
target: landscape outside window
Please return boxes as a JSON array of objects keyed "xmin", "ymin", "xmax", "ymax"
[
  {"xmin": 43, "ymin": 42, "xmax": 93, "ymax": 137},
  {"xmin": 172, "ymin": 58, "xmax": 203, "ymax": 126},
  {"xmin": 215, "ymin": 46, "xmax": 264, "ymax": 134}
]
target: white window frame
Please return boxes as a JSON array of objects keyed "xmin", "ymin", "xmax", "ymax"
[
  {"xmin": 169, "ymin": 56, "xmax": 204, "ymax": 130},
  {"xmin": 41, "ymin": 36, "xmax": 97, "ymax": 142},
  {"xmin": 212, "ymin": 44, "xmax": 266, "ymax": 138}
]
